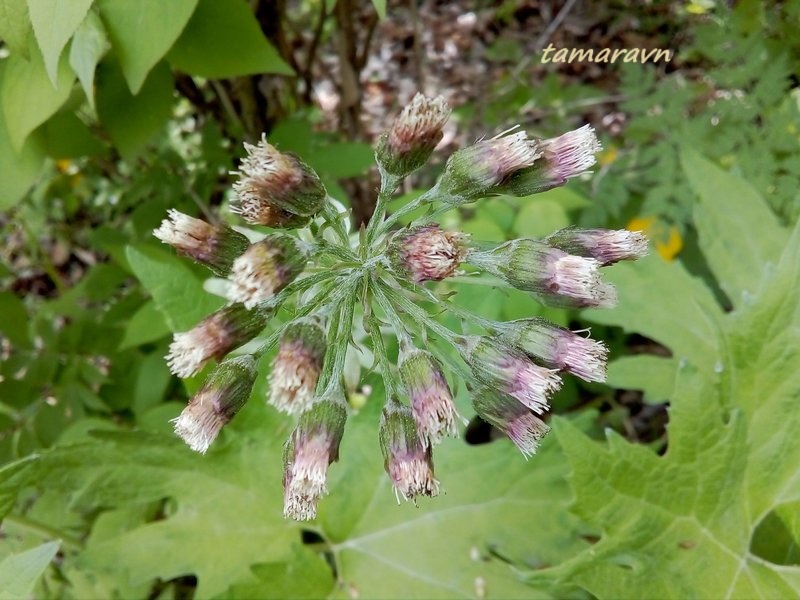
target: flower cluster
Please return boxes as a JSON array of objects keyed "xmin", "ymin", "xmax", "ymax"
[{"xmin": 154, "ymin": 93, "xmax": 647, "ymax": 521}]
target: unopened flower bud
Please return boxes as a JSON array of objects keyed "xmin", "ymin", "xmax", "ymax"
[
  {"xmin": 283, "ymin": 396, "xmax": 347, "ymax": 521},
  {"xmin": 233, "ymin": 136, "xmax": 327, "ymax": 218},
  {"xmin": 172, "ymin": 355, "xmax": 257, "ymax": 453},
  {"xmin": 462, "ymin": 336, "xmax": 561, "ymax": 415},
  {"xmin": 472, "ymin": 387, "xmax": 550, "ymax": 458},
  {"xmin": 387, "ymin": 225, "xmax": 469, "ymax": 283},
  {"xmin": 231, "ymin": 200, "xmax": 310, "ymax": 229},
  {"xmin": 399, "ymin": 348, "xmax": 459, "ymax": 445},
  {"xmin": 269, "ymin": 318, "xmax": 327, "ymax": 415},
  {"xmin": 379, "ymin": 401, "xmax": 439, "ymax": 502},
  {"xmin": 167, "ymin": 304, "xmax": 270, "ymax": 378},
  {"xmin": 467, "ymin": 239, "xmax": 617, "ymax": 308},
  {"xmin": 545, "ymin": 227, "xmax": 648, "ymax": 266},
  {"xmin": 376, "ymin": 93, "xmax": 451, "ymax": 177},
  {"xmin": 227, "ymin": 234, "xmax": 309, "ymax": 308},
  {"xmin": 496, "ymin": 125, "xmax": 601, "ymax": 197},
  {"xmin": 496, "ymin": 318, "xmax": 608, "ymax": 383},
  {"xmin": 437, "ymin": 130, "xmax": 540, "ymax": 203},
  {"xmin": 153, "ymin": 209, "xmax": 249, "ymax": 276}
]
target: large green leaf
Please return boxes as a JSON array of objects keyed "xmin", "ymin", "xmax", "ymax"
[
  {"xmin": 314, "ymin": 400, "xmax": 589, "ymax": 599},
  {"xmin": 583, "ymin": 254, "xmax": 722, "ymax": 372},
  {"xmin": 682, "ymin": 148, "xmax": 790, "ymax": 304},
  {"xmin": 0, "ymin": 79, "xmax": 45, "ymax": 210},
  {"xmin": 0, "ymin": 540, "xmax": 60, "ymax": 600},
  {"xmin": 69, "ymin": 10, "xmax": 110, "ymax": 108},
  {"xmin": 168, "ymin": 0, "xmax": 292, "ymax": 79},
  {"xmin": 26, "ymin": 0, "xmax": 94, "ymax": 85},
  {"xmin": 95, "ymin": 59, "xmax": 174, "ymax": 160},
  {"xmin": 98, "ymin": 0, "xmax": 198, "ymax": 93},
  {"xmin": 525, "ymin": 223, "xmax": 800, "ymax": 598},
  {"xmin": 0, "ymin": 0, "xmax": 32, "ymax": 58},
  {"xmin": 1, "ymin": 46, "xmax": 75, "ymax": 151},
  {"xmin": 16, "ymin": 409, "xmax": 299, "ymax": 599},
  {"xmin": 126, "ymin": 244, "xmax": 224, "ymax": 332}
]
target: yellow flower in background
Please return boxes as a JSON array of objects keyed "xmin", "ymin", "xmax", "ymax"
[
  {"xmin": 627, "ymin": 216, "xmax": 683, "ymax": 261},
  {"xmin": 598, "ymin": 146, "xmax": 618, "ymax": 167}
]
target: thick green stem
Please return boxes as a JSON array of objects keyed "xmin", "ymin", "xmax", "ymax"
[
  {"xmin": 393, "ymin": 277, "xmax": 496, "ymax": 331},
  {"xmin": 373, "ymin": 182, "xmax": 442, "ymax": 241},
  {"xmin": 321, "ymin": 199, "xmax": 351, "ymax": 247},
  {"xmin": 373, "ymin": 279, "xmax": 459, "ymax": 346},
  {"xmin": 318, "ymin": 277, "xmax": 362, "ymax": 397},
  {"xmin": 364, "ymin": 172, "xmax": 401, "ymax": 250}
]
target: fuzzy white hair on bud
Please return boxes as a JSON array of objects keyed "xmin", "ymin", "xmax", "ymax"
[
  {"xmin": 269, "ymin": 342, "xmax": 323, "ymax": 415},
  {"xmin": 507, "ymin": 412, "xmax": 551, "ymax": 459},
  {"xmin": 167, "ymin": 330, "xmax": 214, "ymax": 378},
  {"xmin": 388, "ymin": 454, "xmax": 440, "ymax": 503},
  {"xmin": 153, "ymin": 209, "xmax": 206, "ymax": 248},
  {"xmin": 586, "ymin": 229, "xmax": 649, "ymax": 264},
  {"xmin": 171, "ymin": 395, "xmax": 225, "ymax": 454},
  {"xmin": 508, "ymin": 362, "xmax": 562, "ymax": 414},
  {"xmin": 542, "ymin": 124, "xmax": 601, "ymax": 181},
  {"xmin": 227, "ymin": 250, "xmax": 279, "ymax": 309},
  {"xmin": 283, "ymin": 432, "xmax": 334, "ymax": 521},
  {"xmin": 552, "ymin": 255, "xmax": 610, "ymax": 307}
]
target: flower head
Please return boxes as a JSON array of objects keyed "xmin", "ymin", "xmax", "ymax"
[
  {"xmin": 497, "ymin": 125, "xmax": 601, "ymax": 196},
  {"xmin": 462, "ymin": 336, "xmax": 561, "ymax": 414},
  {"xmin": 377, "ymin": 93, "xmax": 451, "ymax": 177},
  {"xmin": 399, "ymin": 348, "xmax": 459, "ymax": 445},
  {"xmin": 437, "ymin": 130, "xmax": 541, "ymax": 203},
  {"xmin": 379, "ymin": 400, "xmax": 439, "ymax": 502},
  {"xmin": 227, "ymin": 234, "xmax": 309, "ymax": 308},
  {"xmin": 167, "ymin": 304, "xmax": 270, "ymax": 378},
  {"xmin": 172, "ymin": 355, "xmax": 257, "ymax": 453},
  {"xmin": 496, "ymin": 318, "xmax": 608, "ymax": 382},
  {"xmin": 387, "ymin": 225, "xmax": 469, "ymax": 283},
  {"xmin": 269, "ymin": 318, "xmax": 327, "ymax": 415},
  {"xmin": 467, "ymin": 239, "xmax": 617, "ymax": 308},
  {"xmin": 545, "ymin": 227, "xmax": 648, "ymax": 266},
  {"xmin": 472, "ymin": 387, "xmax": 550, "ymax": 458},
  {"xmin": 153, "ymin": 209, "xmax": 249, "ymax": 276},
  {"xmin": 231, "ymin": 200, "xmax": 310, "ymax": 229},
  {"xmin": 233, "ymin": 136, "xmax": 327, "ymax": 219},
  {"xmin": 283, "ymin": 396, "xmax": 348, "ymax": 521}
]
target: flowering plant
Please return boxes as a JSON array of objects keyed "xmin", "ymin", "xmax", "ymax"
[{"xmin": 154, "ymin": 94, "xmax": 647, "ymax": 520}]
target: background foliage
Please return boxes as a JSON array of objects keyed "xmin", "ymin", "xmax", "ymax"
[{"xmin": 1, "ymin": 0, "xmax": 799, "ymax": 598}]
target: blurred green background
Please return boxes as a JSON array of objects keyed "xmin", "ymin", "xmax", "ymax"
[{"xmin": 1, "ymin": 0, "xmax": 799, "ymax": 598}]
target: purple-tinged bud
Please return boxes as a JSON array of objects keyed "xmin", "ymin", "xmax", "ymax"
[
  {"xmin": 167, "ymin": 304, "xmax": 270, "ymax": 378},
  {"xmin": 153, "ymin": 209, "xmax": 249, "ymax": 276},
  {"xmin": 172, "ymin": 355, "xmax": 257, "ymax": 453},
  {"xmin": 379, "ymin": 401, "xmax": 439, "ymax": 502},
  {"xmin": 496, "ymin": 125, "xmax": 601, "ymax": 197},
  {"xmin": 545, "ymin": 227, "xmax": 648, "ymax": 266},
  {"xmin": 399, "ymin": 348, "xmax": 459, "ymax": 446},
  {"xmin": 376, "ymin": 93, "xmax": 451, "ymax": 177},
  {"xmin": 226, "ymin": 234, "xmax": 309, "ymax": 308},
  {"xmin": 283, "ymin": 396, "xmax": 347, "ymax": 521},
  {"xmin": 231, "ymin": 200, "xmax": 310, "ymax": 229},
  {"xmin": 472, "ymin": 387, "xmax": 550, "ymax": 458},
  {"xmin": 462, "ymin": 336, "xmax": 561, "ymax": 415},
  {"xmin": 269, "ymin": 318, "xmax": 327, "ymax": 415},
  {"xmin": 496, "ymin": 318, "xmax": 608, "ymax": 383},
  {"xmin": 387, "ymin": 225, "xmax": 469, "ymax": 283},
  {"xmin": 232, "ymin": 136, "xmax": 327, "ymax": 218},
  {"xmin": 467, "ymin": 239, "xmax": 617, "ymax": 309},
  {"xmin": 437, "ymin": 130, "xmax": 541, "ymax": 203}
]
